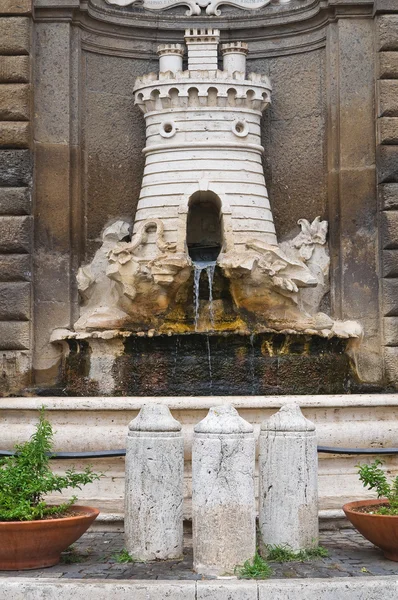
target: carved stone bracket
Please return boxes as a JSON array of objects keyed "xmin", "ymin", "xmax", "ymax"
[{"xmin": 105, "ymin": 0, "xmax": 271, "ymax": 16}]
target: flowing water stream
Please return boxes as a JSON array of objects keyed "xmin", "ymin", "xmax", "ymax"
[{"xmin": 193, "ymin": 260, "xmax": 216, "ymax": 330}]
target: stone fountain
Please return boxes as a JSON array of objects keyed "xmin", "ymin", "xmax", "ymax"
[{"xmin": 53, "ymin": 29, "xmax": 361, "ymax": 396}]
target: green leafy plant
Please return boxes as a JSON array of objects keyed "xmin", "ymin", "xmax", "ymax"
[
  {"xmin": 266, "ymin": 544, "xmax": 328, "ymax": 562},
  {"xmin": 235, "ymin": 552, "xmax": 272, "ymax": 579},
  {"xmin": 112, "ymin": 549, "xmax": 135, "ymax": 563},
  {"xmin": 0, "ymin": 409, "xmax": 101, "ymax": 521},
  {"xmin": 357, "ymin": 459, "xmax": 398, "ymax": 515}
]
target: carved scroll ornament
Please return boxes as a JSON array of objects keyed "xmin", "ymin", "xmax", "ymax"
[{"xmin": 105, "ymin": 0, "xmax": 271, "ymax": 16}]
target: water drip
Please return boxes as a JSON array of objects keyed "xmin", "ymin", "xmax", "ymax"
[
  {"xmin": 193, "ymin": 260, "xmax": 217, "ymax": 330},
  {"xmin": 206, "ymin": 334, "xmax": 213, "ymax": 394}
]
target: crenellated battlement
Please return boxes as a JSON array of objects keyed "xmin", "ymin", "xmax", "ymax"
[{"xmin": 133, "ymin": 71, "xmax": 272, "ymax": 114}]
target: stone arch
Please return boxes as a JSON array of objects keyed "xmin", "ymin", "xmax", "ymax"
[{"xmin": 186, "ymin": 190, "xmax": 224, "ymax": 262}]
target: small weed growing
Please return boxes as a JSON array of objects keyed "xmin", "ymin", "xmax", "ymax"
[
  {"xmin": 266, "ymin": 544, "xmax": 328, "ymax": 562},
  {"xmin": 235, "ymin": 552, "xmax": 272, "ymax": 579},
  {"xmin": 112, "ymin": 549, "xmax": 135, "ymax": 563},
  {"xmin": 60, "ymin": 545, "xmax": 86, "ymax": 564}
]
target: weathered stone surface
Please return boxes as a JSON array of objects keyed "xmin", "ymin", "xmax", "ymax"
[
  {"xmin": 384, "ymin": 317, "xmax": 398, "ymax": 346},
  {"xmin": 0, "ymin": 350, "xmax": 30, "ymax": 397},
  {"xmin": 382, "ymin": 211, "xmax": 398, "ymax": 248},
  {"xmin": 34, "ymin": 23, "xmax": 70, "ymax": 144},
  {"xmin": 0, "ymin": 18, "xmax": 30, "ymax": 55},
  {"xmin": 0, "ymin": 187, "xmax": 30, "ymax": 215},
  {"xmin": 378, "ymin": 118, "xmax": 398, "ymax": 145},
  {"xmin": 259, "ymin": 404, "xmax": 318, "ymax": 552},
  {"xmin": 378, "ymin": 81, "xmax": 398, "ymax": 117},
  {"xmin": 0, "ymin": 150, "xmax": 31, "ymax": 186},
  {"xmin": 377, "ymin": 146, "xmax": 398, "ymax": 183},
  {"xmin": 192, "ymin": 405, "xmax": 255, "ymax": 576},
  {"xmin": 382, "ymin": 279, "xmax": 398, "ymax": 316},
  {"xmin": 0, "ymin": 122, "xmax": 30, "ymax": 148},
  {"xmin": 0, "ymin": 0, "xmax": 31, "ymax": 13},
  {"xmin": 0, "ymin": 216, "xmax": 31, "ymax": 253},
  {"xmin": 0, "ymin": 56, "xmax": 30, "ymax": 83},
  {"xmin": 0, "ymin": 84, "xmax": 30, "ymax": 121},
  {"xmin": 379, "ymin": 52, "xmax": 398, "ymax": 79},
  {"xmin": 125, "ymin": 404, "xmax": 184, "ymax": 561},
  {"xmin": 377, "ymin": 15, "xmax": 398, "ymax": 51},
  {"xmin": 0, "ymin": 580, "xmax": 197, "ymax": 600},
  {"xmin": 0, "ymin": 254, "xmax": 30, "ymax": 281},
  {"xmin": 0, "ymin": 321, "xmax": 29, "ymax": 350},
  {"xmin": 384, "ymin": 347, "xmax": 398, "ymax": 384},
  {"xmin": 34, "ymin": 143, "xmax": 70, "ymax": 252},
  {"xmin": 0, "ymin": 282, "xmax": 30, "ymax": 320},
  {"xmin": 380, "ymin": 183, "xmax": 398, "ymax": 210},
  {"xmin": 197, "ymin": 582, "xmax": 258, "ymax": 600},
  {"xmin": 383, "ymin": 249, "xmax": 398, "ymax": 277}
]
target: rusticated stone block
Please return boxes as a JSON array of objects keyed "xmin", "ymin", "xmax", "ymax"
[
  {"xmin": 0, "ymin": 0, "xmax": 31, "ymax": 13},
  {"xmin": 0, "ymin": 56, "xmax": 29, "ymax": 83},
  {"xmin": 384, "ymin": 317, "xmax": 398, "ymax": 346},
  {"xmin": 0, "ymin": 18, "xmax": 30, "ymax": 55},
  {"xmin": 0, "ymin": 255, "xmax": 30, "ymax": 281},
  {"xmin": 0, "ymin": 216, "xmax": 31, "ymax": 253},
  {"xmin": 382, "ymin": 211, "xmax": 398, "ymax": 248},
  {"xmin": 382, "ymin": 279, "xmax": 398, "ymax": 316},
  {"xmin": 0, "ymin": 150, "xmax": 32, "ymax": 186},
  {"xmin": 380, "ymin": 183, "xmax": 398, "ymax": 210},
  {"xmin": 378, "ymin": 118, "xmax": 398, "ymax": 145},
  {"xmin": 379, "ymin": 53, "xmax": 398, "ymax": 79},
  {"xmin": 377, "ymin": 16, "xmax": 398, "ymax": 52},
  {"xmin": 0, "ymin": 122, "xmax": 30, "ymax": 148},
  {"xmin": 0, "ymin": 187, "xmax": 30, "ymax": 215},
  {"xmin": 0, "ymin": 84, "xmax": 30, "ymax": 121},
  {"xmin": 0, "ymin": 282, "xmax": 30, "ymax": 320},
  {"xmin": 385, "ymin": 347, "xmax": 398, "ymax": 385},
  {"xmin": 0, "ymin": 321, "xmax": 29, "ymax": 350},
  {"xmin": 377, "ymin": 146, "xmax": 398, "ymax": 183},
  {"xmin": 383, "ymin": 249, "xmax": 398, "ymax": 277},
  {"xmin": 378, "ymin": 81, "xmax": 398, "ymax": 117}
]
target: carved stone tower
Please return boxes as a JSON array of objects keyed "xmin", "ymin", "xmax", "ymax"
[{"xmin": 132, "ymin": 29, "xmax": 276, "ymax": 261}]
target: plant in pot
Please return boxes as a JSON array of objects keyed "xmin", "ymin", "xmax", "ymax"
[
  {"xmin": 0, "ymin": 410, "xmax": 101, "ymax": 570},
  {"xmin": 343, "ymin": 459, "xmax": 398, "ymax": 561}
]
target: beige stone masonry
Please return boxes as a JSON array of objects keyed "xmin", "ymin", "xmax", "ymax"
[
  {"xmin": 0, "ymin": 281, "xmax": 30, "ymax": 320},
  {"xmin": 0, "ymin": 321, "xmax": 30, "ymax": 350},
  {"xmin": 0, "ymin": 56, "xmax": 30, "ymax": 83},
  {"xmin": 0, "ymin": 18, "xmax": 30, "ymax": 54},
  {"xmin": 0, "ymin": 84, "xmax": 30, "ymax": 121},
  {"xmin": 379, "ymin": 52, "xmax": 398, "ymax": 79},
  {"xmin": 377, "ymin": 15, "xmax": 398, "ymax": 51},
  {"xmin": 0, "ymin": 255, "xmax": 30, "ymax": 281},
  {"xmin": 378, "ymin": 117, "xmax": 398, "ymax": 145},
  {"xmin": 382, "ymin": 211, "xmax": 398, "ymax": 248},
  {"xmin": 0, "ymin": 0, "xmax": 31, "ymax": 13},
  {"xmin": 0, "ymin": 122, "xmax": 30, "ymax": 147},
  {"xmin": 378, "ymin": 80, "xmax": 398, "ymax": 117},
  {"xmin": 0, "ymin": 187, "xmax": 30, "ymax": 214},
  {"xmin": 380, "ymin": 183, "xmax": 398, "ymax": 210},
  {"xmin": 0, "ymin": 216, "xmax": 31, "ymax": 252}
]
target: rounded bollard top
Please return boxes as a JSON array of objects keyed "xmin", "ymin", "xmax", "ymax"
[
  {"xmin": 194, "ymin": 405, "xmax": 253, "ymax": 434},
  {"xmin": 261, "ymin": 403, "xmax": 315, "ymax": 432},
  {"xmin": 128, "ymin": 404, "xmax": 182, "ymax": 433}
]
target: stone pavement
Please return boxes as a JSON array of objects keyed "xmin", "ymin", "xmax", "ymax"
[{"xmin": 1, "ymin": 528, "xmax": 398, "ymax": 580}]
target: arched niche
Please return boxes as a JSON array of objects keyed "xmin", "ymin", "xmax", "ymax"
[{"xmin": 186, "ymin": 191, "xmax": 223, "ymax": 262}]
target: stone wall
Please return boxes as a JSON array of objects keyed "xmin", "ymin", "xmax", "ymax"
[
  {"xmin": 0, "ymin": 0, "xmax": 33, "ymax": 395},
  {"xmin": 0, "ymin": 0, "xmax": 394, "ymax": 393},
  {"xmin": 376, "ymin": 5, "xmax": 398, "ymax": 384}
]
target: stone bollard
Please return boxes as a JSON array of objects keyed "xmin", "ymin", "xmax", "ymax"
[
  {"xmin": 192, "ymin": 404, "xmax": 256, "ymax": 576},
  {"xmin": 124, "ymin": 404, "xmax": 184, "ymax": 561},
  {"xmin": 258, "ymin": 403, "xmax": 318, "ymax": 553}
]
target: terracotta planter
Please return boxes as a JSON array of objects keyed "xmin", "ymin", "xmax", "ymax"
[
  {"xmin": 0, "ymin": 505, "xmax": 99, "ymax": 570},
  {"xmin": 343, "ymin": 499, "xmax": 398, "ymax": 561}
]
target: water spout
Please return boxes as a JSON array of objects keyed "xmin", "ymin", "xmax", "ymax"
[{"xmin": 193, "ymin": 260, "xmax": 217, "ymax": 330}]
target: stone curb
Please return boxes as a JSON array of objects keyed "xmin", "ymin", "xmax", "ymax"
[{"xmin": 1, "ymin": 577, "xmax": 398, "ymax": 599}]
